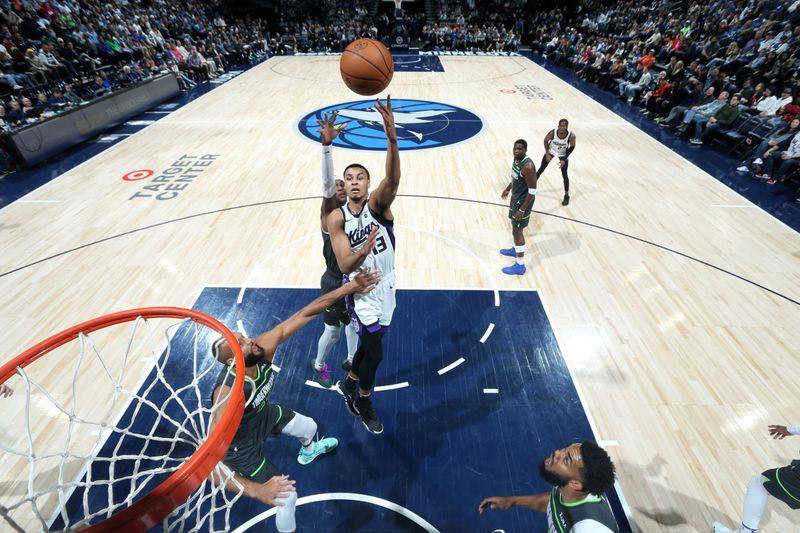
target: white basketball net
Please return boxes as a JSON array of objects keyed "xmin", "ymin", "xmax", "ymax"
[{"xmin": 0, "ymin": 316, "xmax": 245, "ymax": 532}]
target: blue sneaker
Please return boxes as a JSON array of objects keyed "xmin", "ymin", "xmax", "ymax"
[
  {"xmin": 502, "ymin": 263, "xmax": 526, "ymax": 275},
  {"xmin": 499, "ymin": 247, "xmax": 516, "ymax": 257},
  {"xmin": 297, "ymin": 437, "xmax": 338, "ymax": 465}
]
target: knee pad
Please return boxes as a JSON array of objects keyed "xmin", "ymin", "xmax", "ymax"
[
  {"xmin": 281, "ymin": 413, "xmax": 318, "ymax": 443},
  {"xmin": 275, "ymin": 490, "xmax": 297, "ymax": 533}
]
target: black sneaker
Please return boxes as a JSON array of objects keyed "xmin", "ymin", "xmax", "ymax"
[
  {"xmin": 336, "ymin": 379, "xmax": 359, "ymax": 417},
  {"xmin": 341, "ymin": 359, "xmax": 352, "ymax": 372},
  {"xmin": 562, "ymin": 194, "xmax": 570, "ymax": 206},
  {"xmin": 354, "ymin": 395, "xmax": 383, "ymax": 434}
]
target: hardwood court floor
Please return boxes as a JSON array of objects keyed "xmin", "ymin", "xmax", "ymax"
[{"xmin": 0, "ymin": 55, "xmax": 798, "ymax": 532}]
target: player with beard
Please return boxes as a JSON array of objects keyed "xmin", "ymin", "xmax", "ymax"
[
  {"xmin": 478, "ymin": 440, "xmax": 619, "ymax": 533},
  {"xmin": 209, "ymin": 269, "xmax": 379, "ymax": 533}
]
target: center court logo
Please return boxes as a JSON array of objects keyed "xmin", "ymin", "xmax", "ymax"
[{"xmin": 297, "ymin": 99, "xmax": 484, "ymax": 151}]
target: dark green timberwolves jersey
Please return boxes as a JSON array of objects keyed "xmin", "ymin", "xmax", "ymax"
[
  {"xmin": 213, "ymin": 360, "xmax": 277, "ymax": 442},
  {"xmin": 511, "ymin": 156, "xmax": 532, "ymax": 205},
  {"xmin": 322, "ymin": 229, "xmax": 342, "ymax": 278},
  {"xmin": 546, "ymin": 487, "xmax": 619, "ymax": 533}
]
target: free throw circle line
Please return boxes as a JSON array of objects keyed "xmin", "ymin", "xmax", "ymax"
[{"xmin": 231, "ymin": 492, "xmax": 442, "ymax": 533}]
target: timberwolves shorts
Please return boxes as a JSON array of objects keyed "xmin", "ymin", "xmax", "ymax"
[
  {"xmin": 762, "ymin": 460, "xmax": 800, "ymax": 509},
  {"xmin": 346, "ymin": 270, "xmax": 396, "ymax": 334},
  {"xmin": 222, "ymin": 404, "xmax": 296, "ymax": 483},
  {"xmin": 508, "ymin": 195, "xmax": 534, "ymax": 229},
  {"xmin": 321, "ymin": 271, "xmax": 350, "ymax": 327}
]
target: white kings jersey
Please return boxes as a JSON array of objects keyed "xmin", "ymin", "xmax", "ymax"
[
  {"xmin": 548, "ymin": 128, "xmax": 571, "ymax": 158},
  {"xmin": 341, "ymin": 200, "xmax": 396, "ymax": 278}
]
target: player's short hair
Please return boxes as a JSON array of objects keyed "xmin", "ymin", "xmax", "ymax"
[
  {"xmin": 579, "ymin": 440, "xmax": 616, "ymax": 494},
  {"xmin": 343, "ymin": 163, "xmax": 370, "ymax": 180},
  {"xmin": 558, "ymin": 118, "xmax": 569, "ymax": 126},
  {"xmin": 514, "ymin": 139, "xmax": 527, "ymax": 148}
]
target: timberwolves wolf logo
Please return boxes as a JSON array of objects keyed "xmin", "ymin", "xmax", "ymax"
[{"xmin": 297, "ymin": 99, "xmax": 484, "ymax": 151}]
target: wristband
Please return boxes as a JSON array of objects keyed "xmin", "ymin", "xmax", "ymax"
[
  {"xmin": 789, "ymin": 425, "xmax": 800, "ymax": 435},
  {"xmin": 528, "ymin": 188, "xmax": 537, "ymax": 195}
]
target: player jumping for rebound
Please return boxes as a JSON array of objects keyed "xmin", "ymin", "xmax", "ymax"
[
  {"xmin": 328, "ymin": 96, "xmax": 399, "ymax": 435},
  {"xmin": 310, "ymin": 111, "xmax": 360, "ymax": 387}
]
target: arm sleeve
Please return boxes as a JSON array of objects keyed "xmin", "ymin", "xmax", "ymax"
[
  {"xmin": 788, "ymin": 425, "xmax": 800, "ymax": 435},
  {"xmin": 321, "ymin": 145, "xmax": 335, "ymax": 198},
  {"xmin": 571, "ymin": 519, "xmax": 616, "ymax": 533}
]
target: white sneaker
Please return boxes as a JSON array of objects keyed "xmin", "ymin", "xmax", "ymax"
[
  {"xmin": 711, "ymin": 521, "xmax": 751, "ymax": 533},
  {"xmin": 711, "ymin": 522, "xmax": 736, "ymax": 533},
  {"xmin": 736, "ymin": 165, "xmax": 749, "ymax": 172},
  {"xmin": 753, "ymin": 158, "xmax": 763, "ymax": 165}
]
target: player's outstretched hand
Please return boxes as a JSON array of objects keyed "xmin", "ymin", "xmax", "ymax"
[
  {"xmin": 375, "ymin": 95, "xmax": 396, "ymax": 143},
  {"xmin": 478, "ymin": 496, "xmax": 512, "ymax": 513},
  {"xmin": 352, "ymin": 268, "xmax": 381, "ymax": 293},
  {"xmin": 501, "ymin": 187, "xmax": 510, "ymax": 200},
  {"xmin": 316, "ymin": 111, "xmax": 347, "ymax": 145},
  {"xmin": 0, "ymin": 383, "xmax": 12, "ymax": 398},
  {"xmin": 256, "ymin": 475, "xmax": 296, "ymax": 506},
  {"xmin": 768, "ymin": 425, "xmax": 792, "ymax": 440}
]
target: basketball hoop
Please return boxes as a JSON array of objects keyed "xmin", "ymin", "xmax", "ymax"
[
  {"xmin": 394, "ymin": 0, "xmax": 403, "ymax": 10},
  {"xmin": 0, "ymin": 307, "xmax": 245, "ymax": 532}
]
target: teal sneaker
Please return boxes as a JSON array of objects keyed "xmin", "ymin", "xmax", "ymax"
[
  {"xmin": 499, "ymin": 247, "xmax": 516, "ymax": 257},
  {"xmin": 502, "ymin": 263, "xmax": 526, "ymax": 275},
  {"xmin": 311, "ymin": 360, "xmax": 332, "ymax": 388},
  {"xmin": 297, "ymin": 437, "xmax": 339, "ymax": 465}
]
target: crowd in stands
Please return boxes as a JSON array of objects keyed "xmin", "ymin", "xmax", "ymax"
[
  {"xmin": 420, "ymin": 0, "xmax": 524, "ymax": 52},
  {"xmin": 0, "ymin": 0, "xmax": 270, "ymax": 138},
  {"xmin": 526, "ymin": 0, "xmax": 800, "ymax": 202},
  {"xmin": 2, "ymin": 0, "xmax": 798, "ymax": 204}
]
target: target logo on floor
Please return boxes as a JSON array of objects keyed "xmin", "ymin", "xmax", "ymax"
[
  {"xmin": 124, "ymin": 154, "xmax": 220, "ymax": 201},
  {"xmin": 122, "ymin": 169, "xmax": 154, "ymax": 181}
]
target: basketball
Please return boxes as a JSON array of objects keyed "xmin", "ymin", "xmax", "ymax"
[{"xmin": 340, "ymin": 38, "xmax": 394, "ymax": 96}]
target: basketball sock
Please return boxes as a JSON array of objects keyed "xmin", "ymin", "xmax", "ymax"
[
  {"xmin": 275, "ymin": 490, "xmax": 297, "ymax": 533},
  {"xmin": 281, "ymin": 413, "xmax": 318, "ymax": 453},
  {"xmin": 345, "ymin": 324, "xmax": 358, "ymax": 363},
  {"xmin": 514, "ymin": 245, "xmax": 526, "ymax": 265},
  {"xmin": 741, "ymin": 475, "xmax": 769, "ymax": 531},
  {"xmin": 315, "ymin": 324, "xmax": 341, "ymax": 370}
]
